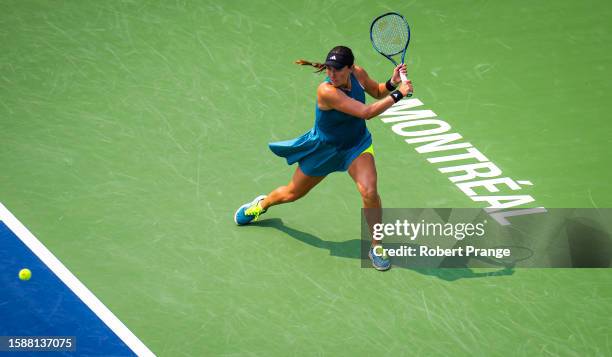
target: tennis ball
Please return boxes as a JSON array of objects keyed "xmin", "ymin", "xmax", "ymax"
[{"xmin": 18, "ymin": 268, "xmax": 31, "ymax": 281}]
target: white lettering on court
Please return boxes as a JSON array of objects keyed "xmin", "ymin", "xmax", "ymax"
[{"xmin": 379, "ymin": 98, "xmax": 547, "ymax": 225}]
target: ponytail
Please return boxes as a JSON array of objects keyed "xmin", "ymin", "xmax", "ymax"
[{"xmin": 295, "ymin": 59, "xmax": 326, "ymax": 73}]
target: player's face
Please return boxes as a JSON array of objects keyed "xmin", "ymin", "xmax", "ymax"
[{"xmin": 326, "ymin": 65, "xmax": 352, "ymax": 87}]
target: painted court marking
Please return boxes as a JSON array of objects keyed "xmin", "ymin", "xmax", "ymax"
[
  {"xmin": 379, "ymin": 98, "xmax": 547, "ymax": 225},
  {"xmin": 0, "ymin": 202, "xmax": 155, "ymax": 357}
]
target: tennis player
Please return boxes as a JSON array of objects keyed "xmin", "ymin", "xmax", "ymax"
[{"xmin": 234, "ymin": 46, "xmax": 413, "ymax": 271}]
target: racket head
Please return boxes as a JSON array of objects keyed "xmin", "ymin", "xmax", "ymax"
[{"xmin": 370, "ymin": 12, "xmax": 411, "ymax": 62}]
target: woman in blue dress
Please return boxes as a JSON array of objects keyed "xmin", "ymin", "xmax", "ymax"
[{"xmin": 234, "ymin": 46, "xmax": 413, "ymax": 270}]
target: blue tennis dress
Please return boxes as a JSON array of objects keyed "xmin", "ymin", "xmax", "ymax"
[{"xmin": 269, "ymin": 74, "xmax": 372, "ymax": 176}]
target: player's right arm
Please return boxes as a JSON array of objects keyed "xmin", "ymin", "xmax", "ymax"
[{"xmin": 317, "ymin": 81, "xmax": 412, "ymax": 120}]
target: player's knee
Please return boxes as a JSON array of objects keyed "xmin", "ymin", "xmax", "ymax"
[{"xmin": 358, "ymin": 183, "xmax": 378, "ymax": 201}]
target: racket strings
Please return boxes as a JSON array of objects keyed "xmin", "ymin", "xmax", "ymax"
[{"xmin": 371, "ymin": 15, "xmax": 409, "ymax": 56}]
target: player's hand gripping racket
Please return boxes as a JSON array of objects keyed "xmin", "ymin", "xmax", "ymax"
[{"xmin": 370, "ymin": 12, "xmax": 412, "ymax": 97}]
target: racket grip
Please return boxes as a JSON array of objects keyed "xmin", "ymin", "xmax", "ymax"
[{"xmin": 399, "ymin": 72, "xmax": 412, "ymax": 97}]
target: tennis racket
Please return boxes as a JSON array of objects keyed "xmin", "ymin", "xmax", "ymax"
[{"xmin": 370, "ymin": 12, "xmax": 412, "ymax": 97}]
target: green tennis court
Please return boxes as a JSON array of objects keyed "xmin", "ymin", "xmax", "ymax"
[{"xmin": 1, "ymin": 0, "xmax": 611, "ymax": 355}]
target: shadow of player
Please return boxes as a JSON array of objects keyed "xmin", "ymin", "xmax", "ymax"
[{"xmin": 251, "ymin": 218, "xmax": 514, "ymax": 281}]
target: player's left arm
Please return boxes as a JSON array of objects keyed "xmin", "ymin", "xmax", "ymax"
[{"xmin": 353, "ymin": 64, "xmax": 406, "ymax": 99}]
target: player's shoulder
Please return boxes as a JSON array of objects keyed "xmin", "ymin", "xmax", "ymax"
[
  {"xmin": 352, "ymin": 65, "xmax": 370, "ymax": 82},
  {"xmin": 353, "ymin": 65, "xmax": 367, "ymax": 74},
  {"xmin": 317, "ymin": 81, "xmax": 337, "ymax": 97},
  {"xmin": 352, "ymin": 65, "xmax": 369, "ymax": 77}
]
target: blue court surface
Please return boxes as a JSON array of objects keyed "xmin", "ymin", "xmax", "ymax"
[{"xmin": 0, "ymin": 204, "xmax": 153, "ymax": 356}]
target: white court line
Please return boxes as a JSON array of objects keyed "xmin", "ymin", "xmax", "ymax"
[{"xmin": 0, "ymin": 202, "xmax": 155, "ymax": 357}]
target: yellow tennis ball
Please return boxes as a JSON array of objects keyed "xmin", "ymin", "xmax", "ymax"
[{"xmin": 19, "ymin": 268, "xmax": 31, "ymax": 281}]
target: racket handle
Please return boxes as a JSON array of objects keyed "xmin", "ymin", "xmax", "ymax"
[{"xmin": 399, "ymin": 71, "xmax": 413, "ymax": 97}]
